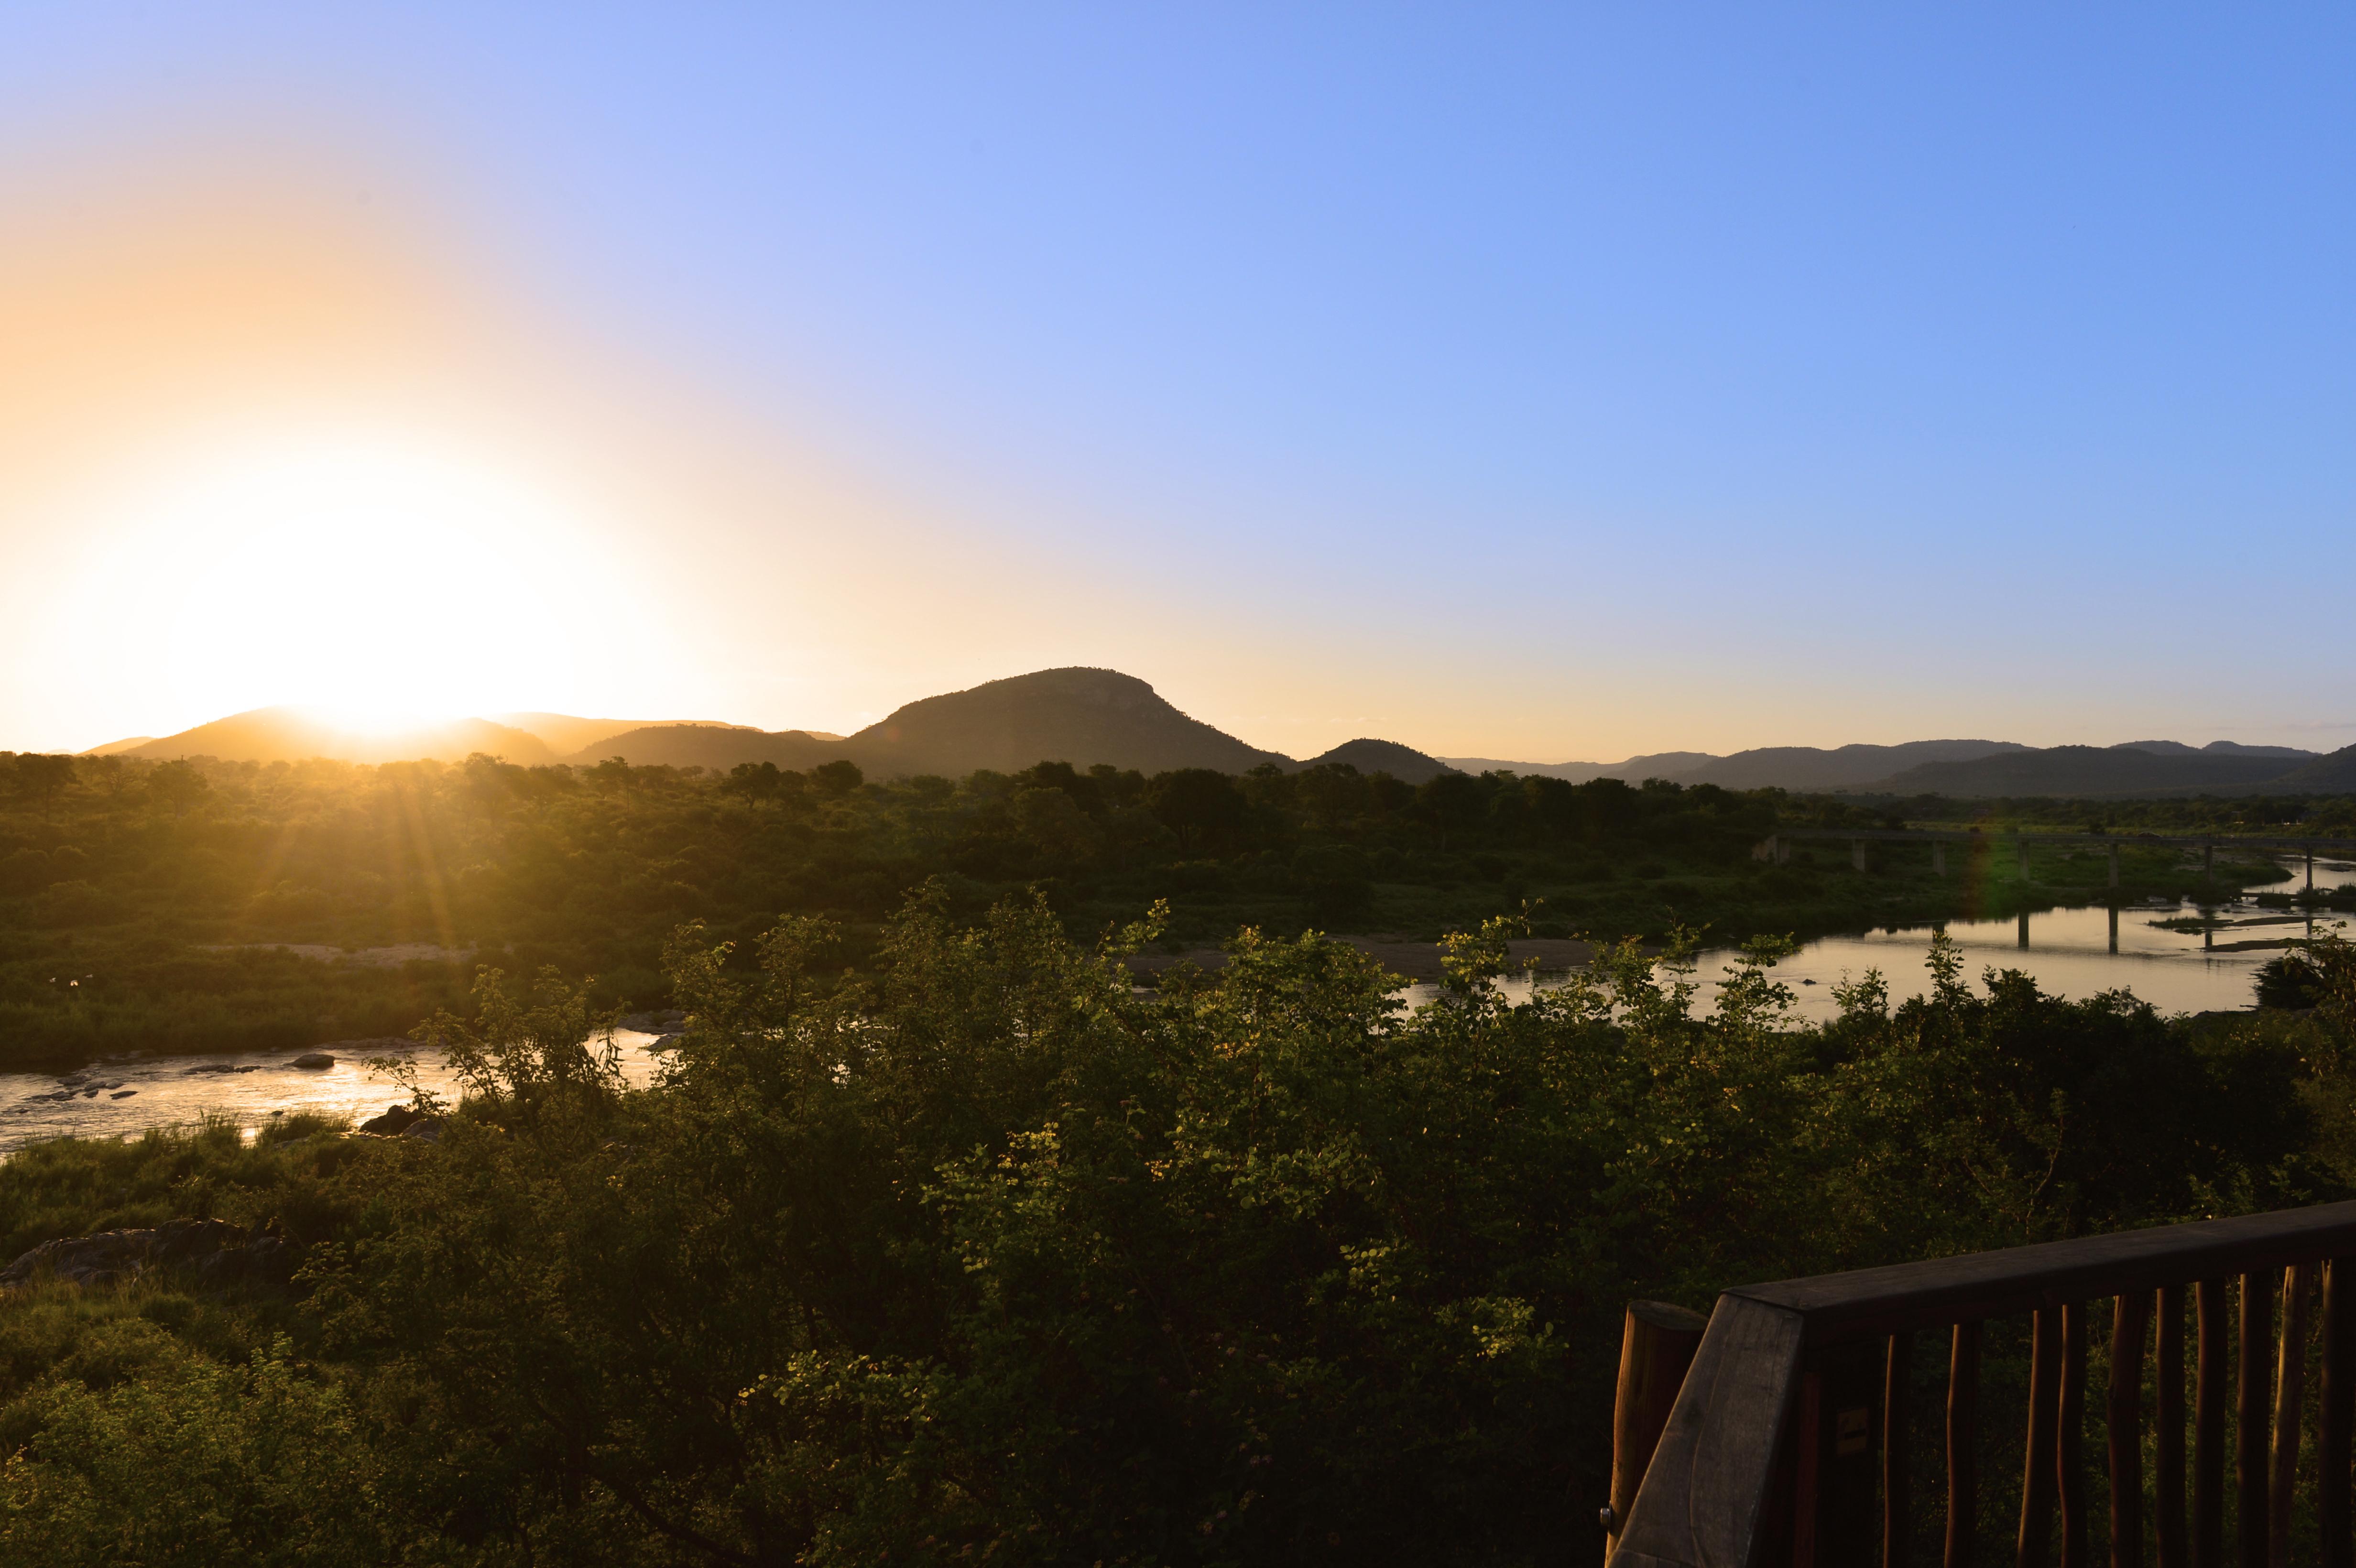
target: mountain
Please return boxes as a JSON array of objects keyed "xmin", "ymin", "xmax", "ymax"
[
  {"xmin": 2267, "ymin": 745, "xmax": 2356, "ymax": 793},
  {"xmin": 2110, "ymin": 740, "xmax": 2319, "ymax": 761},
  {"xmin": 119, "ymin": 708, "xmax": 557, "ymax": 767},
  {"xmin": 1434, "ymin": 752, "xmax": 1715, "ymax": 783},
  {"xmin": 1293, "ymin": 739, "xmax": 1457, "ymax": 784},
  {"xmin": 1872, "ymin": 745, "xmax": 2301, "ymax": 797},
  {"xmin": 845, "ymin": 667, "xmax": 1288, "ymax": 777},
  {"xmin": 557, "ymin": 725, "xmax": 846, "ymax": 771},
  {"xmin": 1677, "ymin": 740, "xmax": 2027, "ymax": 791},
  {"xmin": 495, "ymin": 712, "xmax": 757, "ymax": 757},
  {"xmin": 79, "ymin": 736, "xmax": 155, "ymax": 757}
]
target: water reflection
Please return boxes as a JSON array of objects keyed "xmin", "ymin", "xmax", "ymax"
[
  {"xmin": 0, "ymin": 1032, "xmax": 675, "ymax": 1157},
  {"xmin": 1405, "ymin": 860, "xmax": 2356, "ymax": 1025}
]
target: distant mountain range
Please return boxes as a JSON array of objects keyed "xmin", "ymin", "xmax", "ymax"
[
  {"xmin": 1442, "ymin": 737, "xmax": 2348, "ymax": 797},
  {"xmin": 85, "ymin": 670, "xmax": 1463, "ymax": 783},
  {"xmin": 77, "ymin": 670, "xmax": 2356, "ymax": 797}
]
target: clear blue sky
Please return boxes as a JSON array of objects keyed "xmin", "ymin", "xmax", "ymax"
[{"xmin": 1, "ymin": 6, "xmax": 2350, "ymax": 759}]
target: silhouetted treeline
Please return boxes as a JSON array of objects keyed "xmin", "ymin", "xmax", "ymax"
[{"xmin": 0, "ymin": 748, "xmax": 2297, "ymax": 1065}]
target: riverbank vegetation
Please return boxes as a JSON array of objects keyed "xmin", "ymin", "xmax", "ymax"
[
  {"xmin": 0, "ymin": 900, "xmax": 2348, "ymax": 1563},
  {"xmin": 0, "ymin": 749, "xmax": 2303, "ymax": 1067}
]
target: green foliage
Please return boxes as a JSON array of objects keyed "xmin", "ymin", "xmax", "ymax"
[
  {"xmin": 0, "ymin": 748, "xmax": 2297, "ymax": 1071},
  {"xmin": 0, "ymin": 892, "xmax": 2333, "ymax": 1564}
]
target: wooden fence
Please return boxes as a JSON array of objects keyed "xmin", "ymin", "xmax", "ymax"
[{"xmin": 1606, "ymin": 1202, "xmax": 2356, "ymax": 1568}]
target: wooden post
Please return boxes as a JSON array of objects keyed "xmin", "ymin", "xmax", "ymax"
[
  {"xmin": 2023, "ymin": 1306, "xmax": 2063, "ymax": 1568},
  {"xmin": 2160, "ymin": 1285, "xmax": 2188, "ymax": 1568},
  {"xmin": 2114, "ymin": 1290, "xmax": 2151, "ymax": 1568},
  {"xmin": 2239, "ymin": 1272, "xmax": 2274, "ymax": 1568},
  {"xmin": 2062, "ymin": 1303, "xmax": 2089, "ymax": 1568},
  {"xmin": 1605, "ymin": 1300, "xmax": 1708, "ymax": 1560},
  {"xmin": 2198, "ymin": 1279, "xmax": 2227, "ymax": 1568},
  {"xmin": 1889, "ymin": 1332, "xmax": 1913, "ymax": 1568},
  {"xmin": 2271, "ymin": 1264, "xmax": 2314, "ymax": 1568},
  {"xmin": 1950, "ymin": 1321, "xmax": 1982, "ymax": 1568},
  {"xmin": 2324, "ymin": 1260, "xmax": 2355, "ymax": 1568}
]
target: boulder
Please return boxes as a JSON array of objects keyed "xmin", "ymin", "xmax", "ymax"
[
  {"xmin": 358, "ymin": 1103, "xmax": 425, "ymax": 1136},
  {"xmin": 290, "ymin": 1052, "xmax": 335, "ymax": 1069},
  {"xmin": 0, "ymin": 1218, "xmax": 297, "ymax": 1291},
  {"xmin": 400, "ymin": 1118, "xmax": 443, "ymax": 1144}
]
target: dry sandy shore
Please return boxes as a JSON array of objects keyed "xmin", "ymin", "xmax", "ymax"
[{"xmin": 1125, "ymin": 936, "xmax": 1600, "ymax": 984}]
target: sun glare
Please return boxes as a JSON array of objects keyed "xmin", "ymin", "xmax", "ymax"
[{"xmin": 55, "ymin": 436, "xmax": 642, "ymax": 737}]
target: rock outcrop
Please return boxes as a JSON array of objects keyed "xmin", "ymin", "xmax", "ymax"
[{"xmin": 0, "ymin": 1218, "xmax": 297, "ymax": 1291}]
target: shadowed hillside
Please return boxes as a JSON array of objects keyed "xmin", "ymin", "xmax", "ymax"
[
  {"xmin": 1874, "ymin": 744, "xmax": 2301, "ymax": 796},
  {"xmin": 1293, "ymin": 738, "xmax": 1455, "ymax": 784},
  {"xmin": 116, "ymin": 708, "xmax": 557, "ymax": 767},
  {"xmin": 557, "ymin": 724, "xmax": 846, "ymax": 771},
  {"xmin": 844, "ymin": 667, "xmax": 1288, "ymax": 776},
  {"xmin": 496, "ymin": 712, "xmax": 761, "ymax": 757},
  {"xmin": 1678, "ymin": 739, "xmax": 2026, "ymax": 790}
]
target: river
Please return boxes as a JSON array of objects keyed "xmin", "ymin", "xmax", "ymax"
[
  {"xmin": 1402, "ymin": 860, "xmax": 2356, "ymax": 1023},
  {"xmin": 0, "ymin": 1031, "xmax": 678, "ymax": 1157},
  {"xmin": 8, "ymin": 866, "xmax": 2350, "ymax": 1154}
]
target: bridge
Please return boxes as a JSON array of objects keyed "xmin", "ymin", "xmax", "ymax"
[{"xmin": 1760, "ymin": 829, "xmax": 2356, "ymax": 891}]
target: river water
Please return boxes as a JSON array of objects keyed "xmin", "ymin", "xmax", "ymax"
[
  {"xmin": 0, "ymin": 1032, "xmax": 677, "ymax": 1157},
  {"xmin": 9, "ymin": 866, "xmax": 2351, "ymax": 1154},
  {"xmin": 1402, "ymin": 861, "xmax": 2356, "ymax": 1024}
]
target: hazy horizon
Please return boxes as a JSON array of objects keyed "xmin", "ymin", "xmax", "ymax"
[
  {"xmin": 4, "ymin": 8, "xmax": 2351, "ymax": 760},
  {"xmin": 34, "ymin": 682, "xmax": 2347, "ymax": 771}
]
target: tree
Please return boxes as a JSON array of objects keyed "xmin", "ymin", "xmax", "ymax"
[
  {"xmin": 727, "ymin": 761, "xmax": 784, "ymax": 809},
  {"xmin": 589, "ymin": 756, "xmax": 635, "ymax": 800},
  {"xmin": 812, "ymin": 760, "xmax": 863, "ymax": 797},
  {"xmin": 1147, "ymin": 767, "xmax": 1245, "ymax": 856},
  {"xmin": 15, "ymin": 753, "xmax": 76, "ymax": 824},
  {"xmin": 147, "ymin": 760, "xmax": 208, "ymax": 821},
  {"xmin": 82, "ymin": 754, "xmax": 130, "ymax": 804},
  {"xmin": 1414, "ymin": 770, "xmax": 1484, "ymax": 852}
]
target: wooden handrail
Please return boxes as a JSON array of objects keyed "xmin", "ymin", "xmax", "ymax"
[{"xmin": 1608, "ymin": 1203, "xmax": 2356, "ymax": 1568}]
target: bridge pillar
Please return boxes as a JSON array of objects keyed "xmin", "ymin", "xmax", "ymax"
[
  {"xmin": 2308, "ymin": 844, "xmax": 2315, "ymax": 893},
  {"xmin": 2018, "ymin": 833, "xmax": 2030, "ymax": 882},
  {"xmin": 2109, "ymin": 906, "xmax": 2118, "ymax": 954},
  {"xmin": 1852, "ymin": 839, "xmax": 1867, "ymax": 872},
  {"xmin": 2018, "ymin": 910, "xmax": 2030, "ymax": 948},
  {"xmin": 2204, "ymin": 839, "xmax": 2214, "ymax": 884},
  {"xmin": 2108, "ymin": 843, "xmax": 2119, "ymax": 889},
  {"xmin": 1933, "ymin": 840, "xmax": 1946, "ymax": 876}
]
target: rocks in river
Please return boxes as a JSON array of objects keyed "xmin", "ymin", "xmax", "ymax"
[
  {"xmin": 356, "ymin": 1104, "xmax": 444, "ymax": 1143},
  {"xmin": 181, "ymin": 1063, "xmax": 260, "ymax": 1076},
  {"xmin": 619, "ymin": 1009, "xmax": 687, "ymax": 1032},
  {"xmin": 109, "ymin": 1089, "xmax": 135, "ymax": 1100},
  {"xmin": 0, "ymin": 1218, "xmax": 298, "ymax": 1292},
  {"xmin": 289, "ymin": 1052, "xmax": 335, "ymax": 1069},
  {"xmin": 357, "ymin": 1103, "xmax": 441, "ymax": 1138}
]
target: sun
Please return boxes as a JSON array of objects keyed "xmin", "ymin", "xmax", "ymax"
[{"xmin": 58, "ymin": 434, "xmax": 642, "ymax": 733}]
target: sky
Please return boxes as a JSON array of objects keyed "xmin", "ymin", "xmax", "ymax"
[{"xmin": 0, "ymin": 5, "xmax": 2351, "ymax": 762}]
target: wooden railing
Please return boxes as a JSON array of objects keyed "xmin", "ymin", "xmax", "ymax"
[{"xmin": 1605, "ymin": 1202, "xmax": 2356, "ymax": 1568}]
